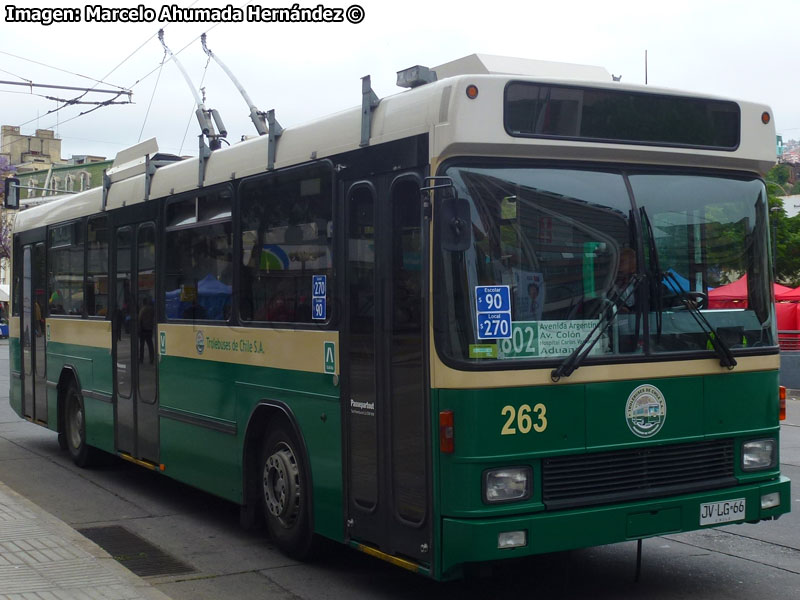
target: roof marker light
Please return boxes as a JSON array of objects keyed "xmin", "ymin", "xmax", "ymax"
[{"xmin": 466, "ymin": 84, "xmax": 479, "ymax": 99}]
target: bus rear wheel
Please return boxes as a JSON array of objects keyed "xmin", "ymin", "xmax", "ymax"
[
  {"xmin": 64, "ymin": 383, "xmax": 97, "ymax": 468},
  {"xmin": 259, "ymin": 423, "xmax": 315, "ymax": 560}
]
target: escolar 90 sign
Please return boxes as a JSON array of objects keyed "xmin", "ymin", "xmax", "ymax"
[{"xmin": 475, "ymin": 285, "xmax": 512, "ymax": 340}]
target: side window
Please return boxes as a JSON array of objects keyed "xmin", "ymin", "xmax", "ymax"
[
  {"xmin": 239, "ymin": 164, "xmax": 333, "ymax": 324},
  {"xmin": 48, "ymin": 220, "xmax": 85, "ymax": 316},
  {"xmin": 164, "ymin": 188, "xmax": 233, "ymax": 320},
  {"xmin": 87, "ymin": 216, "xmax": 110, "ymax": 317}
]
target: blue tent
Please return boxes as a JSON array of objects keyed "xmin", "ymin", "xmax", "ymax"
[
  {"xmin": 166, "ymin": 274, "xmax": 232, "ymax": 320},
  {"xmin": 662, "ymin": 269, "xmax": 713, "ymax": 293},
  {"xmin": 663, "ymin": 269, "xmax": 691, "ymax": 292}
]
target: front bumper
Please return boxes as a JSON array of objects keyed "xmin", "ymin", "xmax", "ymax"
[{"xmin": 440, "ymin": 476, "xmax": 790, "ymax": 577}]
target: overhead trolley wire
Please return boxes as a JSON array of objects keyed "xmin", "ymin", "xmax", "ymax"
[
  {"xmin": 138, "ymin": 49, "xmax": 168, "ymax": 143},
  {"xmin": 0, "ymin": 49, "xmax": 130, "ymax": 92},
  {"xmin": 3, "ymin": 0, "xmax": 251, "ymax": 155},
  {"xmin": 0, "ymin": 67, "xmax": 32, "ymax": 83}
]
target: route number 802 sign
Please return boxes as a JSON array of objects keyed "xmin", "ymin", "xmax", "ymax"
[{"xmin": 475, "ymin": 285, "xmax": 512, "ymax": 340}]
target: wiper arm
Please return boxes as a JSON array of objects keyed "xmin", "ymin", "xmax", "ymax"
[
  {"xmin": 663, "ymin": 272, "xmax": 737, "ymax": 369},
  {"xmin": 551, "ymin": 273, "xmax": 644, "ymax": 382}
]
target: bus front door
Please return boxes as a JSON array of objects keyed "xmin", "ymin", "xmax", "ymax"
[
  {"xmin": 343, "ymin": 174, "xmax": 431, "ymax": 566},
  {"xmin": 114, "ymin": 223, "xmax": 159, "ymax": 464},
  {"xmin": 21, "ymin": 242, "xmax": 48, "ymax": 424}
]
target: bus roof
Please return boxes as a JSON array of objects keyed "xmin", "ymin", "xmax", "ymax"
[
  {"xmin": 13, "ymin": 54, "xmax": 776, "ymax": 233},
  {"xmin": 433, "ymin": 53, "xmax": 612, "ymax": 82}
]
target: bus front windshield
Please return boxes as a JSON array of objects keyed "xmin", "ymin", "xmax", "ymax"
[{"xmin": 435, "ymin": 163, "xmax": 775, "ymax": 366}]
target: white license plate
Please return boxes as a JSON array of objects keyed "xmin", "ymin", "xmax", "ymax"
[{"xmin": 699, "ymin": 498, "xmax": 746, "ymax": 525}]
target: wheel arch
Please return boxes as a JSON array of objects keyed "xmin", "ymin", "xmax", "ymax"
[{"xmin": 241, "ymin": 400, "xmax": 315, "ymax": 531}]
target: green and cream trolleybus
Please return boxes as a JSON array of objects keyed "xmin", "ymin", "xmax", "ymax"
[{"xmin": 4, "ymin": 54, "xmax": 790, "ymax": 579}]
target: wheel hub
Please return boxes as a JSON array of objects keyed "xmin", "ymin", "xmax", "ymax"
[{"xmin": 263, "ymin": 443, "xmax": 300, "ymax": 527}]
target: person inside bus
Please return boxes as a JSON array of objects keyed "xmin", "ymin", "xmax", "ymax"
[
  {"xmin": 33, "ymin": 299, "xmax": 43, "ymax": 337},
  {"xmin": 267, "ymin": 292, "xmax": 293, "ymax": 322}
]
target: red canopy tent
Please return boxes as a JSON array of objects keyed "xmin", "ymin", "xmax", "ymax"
[
  {"xmin": 776, "ymin": 285, "xmax": 800, "ymax": 302},
  {"xmin": 776, "ymin": 301, "xmax": 800, "ymax": 331},
  {"xmin": 707, "ymin": 275, "xmax": 793, "ymax": 309},
  {"xmin": 776, "ymin": 285, "xmax": 800, "ymax": 347}
]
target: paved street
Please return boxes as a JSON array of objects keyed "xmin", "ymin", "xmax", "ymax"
[{"xmin": 0, "ymin": 339, "xmax": 798, "ymax": 599}]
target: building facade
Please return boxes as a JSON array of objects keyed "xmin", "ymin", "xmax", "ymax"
[
  {"xmin": 1, "ymin": 125, "xmax": 66, "ymax": 172},
  {"xmin": 14, "ymin": 159, "xmax": 112, "ymax": 201}
]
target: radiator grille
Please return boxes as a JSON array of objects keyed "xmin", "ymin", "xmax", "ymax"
[{"xmin": 541, "ymin": 439, "xmax": 735, "ymax": 510}]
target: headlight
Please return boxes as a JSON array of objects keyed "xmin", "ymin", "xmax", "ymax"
[
  {"xmin": 484, "ymin": 467, "xmax": 532, "ymax": 504},
  {"xmin": 742, "ymin": 439, "xmax": 777, "ymax": 471}
]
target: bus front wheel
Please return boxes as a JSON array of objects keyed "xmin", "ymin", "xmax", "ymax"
[
  {"xmin": 259, "ymin": 423, "xmax": 315, "ymax": 559},
  {"xmin": 64, "ymin": 383, "xmax": 96, "ymax": 468}
]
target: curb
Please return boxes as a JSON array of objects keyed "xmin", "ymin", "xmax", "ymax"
[{"xmin": 0, "ymin": 480, "xmax": 173, "ymax": 600}]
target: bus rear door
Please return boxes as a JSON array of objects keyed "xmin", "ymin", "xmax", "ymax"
[
  {"xmin": 20, "ymin": 241, "xmax": 47, "ymax": 424},
  {"xmin": 113, "ymin": 221, "xmax": 159, "ymax": 464}
]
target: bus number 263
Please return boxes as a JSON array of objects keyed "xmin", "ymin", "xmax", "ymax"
[{"xmin": 501, "ymin": 403, "xmax": 547, "ymax": 435}]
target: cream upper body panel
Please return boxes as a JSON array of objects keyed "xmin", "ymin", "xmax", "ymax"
[
  {"xmin": 13, "ymin": 62, "xmax": 774, "ymax": 234},
  {"xmin": 432, "ymin": 76, "xmax": 775, "ymax": 174},
  {"xmin": 429, "ymin": 352, "xmax": 780, "ymax": 390}
]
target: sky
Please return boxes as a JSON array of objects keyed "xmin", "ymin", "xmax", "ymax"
[{"xmin": 1, "ymin": 0, "xmax": 799, "ymax": 161}]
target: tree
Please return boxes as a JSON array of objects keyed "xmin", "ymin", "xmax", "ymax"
[
  {"xmin": 767, "ymin": 182, "xmax": 800, "ymax": 286},
  {"xmin": 0, "ymin": 156, "xmax": 16, "ymax": 261},
  {"xmin": 766, "ymin": 164, "xmax": 792, "ymax": 187}
]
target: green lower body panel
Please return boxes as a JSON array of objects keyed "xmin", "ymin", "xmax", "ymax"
[
  {"xmin": 439, "ymin": 476, "xmax": 790, "ymax": 577},
  {"xmin": 160, "ymin": 417, "xmax": 242, "ymax": 502},
  {"xmin": 83, "ymin": 397, "xmax": 116, "ymax": 453},
  {"xmin": 158, "ymin": 355, "xmax": 344, "ymax": 542}
]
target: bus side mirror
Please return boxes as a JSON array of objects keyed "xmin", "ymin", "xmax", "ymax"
[
  {"xmin": 422, "ymin": 176, "xmax": 472, "ymax": 252},
  {"xmin": 4, "ymin": 177, "xmax": 20, "ymax": 209},
  {"xmin": 439, "ymin": 192, "xmax": 472, "ymax": 252}
]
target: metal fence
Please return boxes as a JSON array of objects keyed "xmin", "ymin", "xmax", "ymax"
[{"xmin": 778, "ymin": 330, "xmax": 800, "ymax": 351}]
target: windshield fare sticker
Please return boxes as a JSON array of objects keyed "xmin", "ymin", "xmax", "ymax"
[
  {"xmin": 475, "ymin": 285, "xmax": 512, "ymax": 340},
  {"xmin": 625, "ymin": 384, "xmax": 667, "ymax": 438}
]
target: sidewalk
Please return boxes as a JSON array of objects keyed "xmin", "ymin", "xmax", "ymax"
[{"xmin": 0, "ymin": 481, "xmax": 172, "ymax": 600}]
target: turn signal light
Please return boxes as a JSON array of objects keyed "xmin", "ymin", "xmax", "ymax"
[
  {"xmin": 779, "ymin": 386, "xmax": 786, "ymax": 421},
  {"xmin": 439, "ymin": 410, "xmax": 454, "ymax": 453}
]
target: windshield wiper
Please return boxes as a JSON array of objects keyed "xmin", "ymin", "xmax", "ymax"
[
  {"xmin": 551, "ymin": 273, "xmax": 644, "ymax": 382},
  {"xmin": 662, "ymin": 272, "xmax": 737, "ymax": 369},
  {"xmin": 640, "ymin": 206, "xmax": 735, "ymax": 369}
]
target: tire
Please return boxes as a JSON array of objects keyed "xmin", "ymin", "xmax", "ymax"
[
  {"xmin": 259, "ymin": 422, "xmax": 315, "ymax": 560},
  {"xmin": 63, "ymin": 383, "xmax": 97, "ymax": 468}
]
